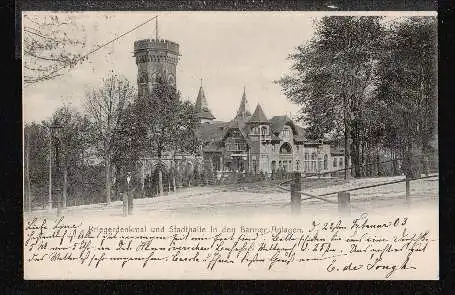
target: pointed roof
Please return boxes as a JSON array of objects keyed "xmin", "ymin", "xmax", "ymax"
[
  {"xmin": 248, "ymin": 104, "xmax": 269, "ymax": 124},
  {"xmin": 195, "ymin": 79, "xmax": 215, "ymax": 120},
  {"xmin": 235, "ymin": 86, "xmax": 251, "ymax": 119}
]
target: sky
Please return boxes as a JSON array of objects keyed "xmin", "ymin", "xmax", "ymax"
[{"xmin": 22, "ymin": 11, "xmax": 436, "ymax": 124}]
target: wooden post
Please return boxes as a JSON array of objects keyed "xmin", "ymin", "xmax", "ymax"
[
  {"xmin": 123, "ymin": 193, "xmax": 128, "ymax": 217},
  {"xmin": 405, "ymin": 176, "xmax": 410, "ymax": 200},
  {"xmin": 127, "ymin": 182, "xmax": 133, "ymax": 215},
  {"xmin": 291, "ymin": 172, "xmax": 301, "ymax": 214},
  {"xmin": 338, "ymin": 191, "xmax": 351, "ymax": 215},
  {"xmin": 57, "ymin": 200, "xmax": 62, "ymax": 218}
]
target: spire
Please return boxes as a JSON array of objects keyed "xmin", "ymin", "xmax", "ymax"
[
  {"xmin": 195, "ymin": 79, "xmax": 215, "ymax": 121},
  {"xmin": 235, "ymin": 86, "xmax": 251, "ymax": 119},
  {"xmin": 248, "ymin": 103, "xmax": 269, "ymax": 124}
]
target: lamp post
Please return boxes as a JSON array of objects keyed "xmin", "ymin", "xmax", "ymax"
[{"xmin": 46, "ymin": 121, "xmax": 63, "ymax": 212}]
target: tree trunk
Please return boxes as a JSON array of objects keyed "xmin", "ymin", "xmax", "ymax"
[
  {"xmin": 141, "ymin": 160, "xmax": 145, "ymax": 197},
  {"xmin": 351, "ymin": 122, "xmax": 361, "ymax": 178},
  {"xmin": 63, "ymin": 165, "xmax": 68, "ymax": 208},
  {"xmin": 343, "ymin": 95, "xmax": 351, "ymax": 181},
  {"xmin": 158, "ymin": 169, "xmax": 163, "ymax": 196},
  {"xmin": 25, "ymin": 131, "xmax": 32, "ymax": 212},
  {"xmin": 105, "ymin": 154, "xmax": 111, "ymax": 204}
]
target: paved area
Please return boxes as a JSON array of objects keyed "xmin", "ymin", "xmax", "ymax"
[{"xmin": 24, "ymin": 175, "xmax": 438, "ymax": 219}]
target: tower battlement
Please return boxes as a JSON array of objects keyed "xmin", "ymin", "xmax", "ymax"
[
  {"xmin": 134, "ymin": 37, "xmax": 180, "ymax": 96},
  {"xmin": 134, "ymin": 39, "xmax": 180, "ymax": 55}
]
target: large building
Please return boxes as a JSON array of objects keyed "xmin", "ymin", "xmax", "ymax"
[
  {"xmin": 133, "ymin": 35, "xmax": 345, "ymax": 178},
  {"xmin": 195, "ymin": 85, "xmax": 345, "ymax": 175}
]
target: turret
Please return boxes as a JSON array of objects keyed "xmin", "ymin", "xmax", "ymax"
[
  {"xmin": 248, "ymin": 103, "xmax": 271, "ymax": 140},
  {"xmin": 195, "ymin": 79, "xmax": 215, "ymax": 124},
  {"xmin": 134, "ymin": 38, "xmax": 180, "ymax": 97}
]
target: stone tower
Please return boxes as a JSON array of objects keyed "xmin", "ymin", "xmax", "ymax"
[{"xmin": 134, "ymin": 38, "xmax": 180, "ymax": 97}]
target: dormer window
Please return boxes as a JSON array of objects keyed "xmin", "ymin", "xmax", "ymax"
[
  {"xmin": 261, "ymin": 126, "xmax": 267, "ymax": 136},
  {"xmin": 282, "ymin": 126, "xmax": 292, "ymax": 137}
]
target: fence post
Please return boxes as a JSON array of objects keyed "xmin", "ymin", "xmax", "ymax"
[
  {"xmin": 291, "ymin": 172, "xmax": 301, "ymax": 214},
  {"xmin": 405, "ymin": 176, "xmax": 410, "ymax": 200},
  {"xmin": 337, "ymin": 191, "xmax": 351, "ymax": 216},
  {"xmin": 126, "ymin": 174, "xmax": 133, "ymax": 215},
  {"xmin": 123, "ymin": 193, "xmax": 128, "ymax": 217},
  {"xmin": 56, "ymin": 200, "xmax": 62, "ymax": 218}
]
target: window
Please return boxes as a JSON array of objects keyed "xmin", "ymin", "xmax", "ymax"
[
  {"xmin": 304, "ymin": 152, "xmax": 310, "ymax": 172},
  {"xmin": 282, "ymin": 127, "xmax": 292, "ymax": 137},
  {"xmin": 339, "ymin": 158, "xmax": 343, "ymax": 167},
  {"xmin": 296, "ymin": 160, "xmax": 300, "ymax": 171},
  {"xmin": 311, "ymin": 152, "xmax": 317, "ymax": 172},
  {"xmin": 261, "ymin": 126, "xmax": 267, "ymax": 136},
  {"xmin": 271, "ymin": 161, "xmax": 276, "ymax": 172},
  {"xmin": 280, "ymin": 143, "xmax": 292, "ymax": 154},
  {"xmin": 296, "ymin": 145, "xmax": 299, "ymax": 151},
  {"xmin": 324, "ymin": 154, "xmax": 328, "ymax": 170},
  {"xmin": 333, "ymin": 158, "xmax": 337, "ymax": 167}
]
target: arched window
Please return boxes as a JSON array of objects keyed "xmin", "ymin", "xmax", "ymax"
[
  {"xmin": 139, "ymin": 71, "xmax": 148, "ymax": 83},
  {"xmin": 324, "ymin": 154, "xmax": 328, "ymax": 170},
  {"xmin": 168, "ymin": 74, "xmax": 175, "ymax": 86},
  {"xmin": 280, "ymin": 143, "xmax": 292, "ymax": 154}
]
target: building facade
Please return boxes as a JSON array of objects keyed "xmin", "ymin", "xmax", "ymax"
[
  {"xmin": 133, "ymin": 35, "xmax": 346, "ymax": 180},
  {"xmin": 195, "ymin": 86, "xmax": 346, "ymax": 175}
]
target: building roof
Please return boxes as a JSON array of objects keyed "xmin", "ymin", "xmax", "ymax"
[
  {"xmin": 223, "ymin": 116, "xmax": 250, "ymax": 140},
  {"xmin": 195, "ymin": 83, "xmax": 215, "ymax": 120},
  {"xmin": 269, "ymin": 115, "xmax": 298, "ymax": 135},
  {"xmin": 330, "ymin": 146, "xmax": 345, "ymax": 156},
  {"xmin": 196, "ymin": 121, "xmax": 227, "ymax": 142},
  {"xmin": 248, "ymin": 104, "xmax": 269, "ymax": 124}
]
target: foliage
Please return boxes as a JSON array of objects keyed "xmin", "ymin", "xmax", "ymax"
[
  {"xmin": 84, "ymin": 72, "xmax": 136, "ymax": 202},
  {"xmin": 23, "ymin": 14, "xmax": 87, "ymax": 85},
  {"xmin": 278, "ymin": 16, "xmax": 437, "ymax": 177},
  {"xmin": 133, "ymin": 78, "xmax": 200, "ymax": 158}
]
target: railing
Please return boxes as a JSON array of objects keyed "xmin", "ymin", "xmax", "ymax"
[{"xmin": 279, "ymin": 157, "xmax": 439, "ymax": 215}]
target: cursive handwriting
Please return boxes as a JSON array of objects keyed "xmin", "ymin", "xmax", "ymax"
[{"xmin": 23, "ymin": 214, "xmax": 435, "ymax": 279}]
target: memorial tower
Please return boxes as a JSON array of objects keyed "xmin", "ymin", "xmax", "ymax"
[{"xmin": 133, "ymin": 21, "xmax": 180, "ymax": 97}]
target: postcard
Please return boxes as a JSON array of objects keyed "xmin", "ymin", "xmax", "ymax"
[{"xmin": 22, "ymin": 11, "xmax": 438, "ymax": 280}]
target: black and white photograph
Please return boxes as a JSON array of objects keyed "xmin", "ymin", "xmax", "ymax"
[{"xmin": 22, "ymin": 11, "xmax": 438, "ymax": 280}]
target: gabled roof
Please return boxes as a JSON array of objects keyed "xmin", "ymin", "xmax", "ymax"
[
  {"xmin": 196, "ymin": 121, "xmax": 227, "ymax": 142},
  {"xmin": 223, "ymin": 116, "xmax": 250, "ymax": 140},
  {"xmin": 248, "ymin": 104, "xmax": 269, "ymax": 124},
  {"xmin": 195, "ymin": 83, "xmax": 215, "ymax": 120},
  {"xmin": 269, "ymin": 115, "xmax": 298, "ymax": 135}
]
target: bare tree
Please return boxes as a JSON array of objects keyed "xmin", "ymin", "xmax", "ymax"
[
  {"xmin": 23, "ymin": 13, "xmax": 87, "ymax": 85},
  {"xmin": 84, "ymin": 73, "xmax": 136, "ymax": 204}
]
